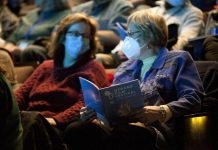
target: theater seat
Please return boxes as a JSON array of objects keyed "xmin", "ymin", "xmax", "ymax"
[
  {"xmin": 14, "ymin": 65, "xmax": 34, "ymax": 83},
  {"xmin": 174, "ymin": 61, "xmax": 218, "ymax": 150},
  {"xmin": 175, "ymin": 112, "xmax": 218, "ymax": 150},
  {"xmin": 194, "ymin": 61, "xmax": 218, "ymax": 112},
  {"xmin": 106, "ymin": 68, "xmax": 116, "ymax": 85}
]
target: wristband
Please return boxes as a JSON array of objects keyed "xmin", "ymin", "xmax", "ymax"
[{"xmin": 159, "ymin": 105, "xmax": 167, "ymax": 122}]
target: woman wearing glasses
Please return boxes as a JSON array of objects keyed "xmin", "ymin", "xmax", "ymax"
[
  {"xmin": 15, "ymin": 13, "xmax": 109, "ymax": 128},
  {"xmin": 76, "ymin": 9, "xmax": 204, "ymax": 150},
  {"xmin": 108, "ymin": 9, "xmax": 204, "ymax": 150}
]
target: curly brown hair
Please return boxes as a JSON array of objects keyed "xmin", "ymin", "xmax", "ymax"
[{"xmin": 51, "ymin": 13, "xmax": 101, "ymax": 67}]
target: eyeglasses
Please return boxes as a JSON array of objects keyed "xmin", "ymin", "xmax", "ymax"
[
  {"xmin": 126, "ymin": 30, "xmax": 141, "ymax": 37},
  {"xmin": 66, "ymin": 31, "xmax": 90, "ymax": 39}
]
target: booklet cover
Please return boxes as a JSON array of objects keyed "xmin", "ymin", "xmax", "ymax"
[{"xmin": 79, "ymin": 77, "xmax": 144, "ymax": 126}]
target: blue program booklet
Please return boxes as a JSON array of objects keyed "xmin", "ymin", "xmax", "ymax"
[{"xmin": 79, "ymin": 77, "xmax": 144, "ymax": 126}]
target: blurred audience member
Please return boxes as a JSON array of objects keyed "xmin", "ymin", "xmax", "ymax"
[
  {"xmin": 0, "ymin": 66, "xmax": 23, "ymax": 150},
  {"xmin": 7, "ymin": 0, "xmax": 22, "ymax": 15},
  {"xmin": 205, "ymin": 9, "xmax": 218, "ymax": 35},
  {"xmin": 4, "ymin": 0, "xmax": 71, "ymax": 63},
  {"xmin": 15, "ymin": 13, "xmax": 109, "ymax": 129},
  {"xmin": 201, "ymin": 8, "xmax": 218, "ymax": 61},
  {"xmin": 202, "ymin": 35, "xmax": 218, "ymax": 61},
  {"xmin": 148, "ymin": 0, "xmax": 204, "ymax": 50},
  {"xmin": 129, "ymin": 0, "xmax": 158, "ymax": 10},
  {"xmin": 0, "ymin": 0, "xmax": 19, "ymax": 46}
]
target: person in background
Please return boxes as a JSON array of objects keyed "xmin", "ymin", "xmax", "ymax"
[
  {"xmin": 0, "ymin": 66, "xmax": 23, "ymax": 150},
  {"xmin": 129, "ymin": 0, "xmax": 158, "ymax": 10},
  {"xmin": 73, "ymin": 9, "xmax": 204, "ymax": 150},
  {"xmin": 4, "ymin": 0, "xmax": 71, "ymax": 63},
  {"xmin": 202, "ymin": 35, "xmax": 218, "ymax": 61},
  {"xmin": 15, "ymin": 12, "xmax": 108, "ymax": 129},
  {"xmin": 201, "ymin": 8, "xmax": 218, "ymax": 61},
  {"xmin": 7, "ymin": 0, "xmax": 22, "ymax": 15},
  {"xmin": 205, "ymin": 9, "xmax": 218, "ymax": 35},
  {"xmin": 148, "ymin": 0, "xmax": 204, "ymax": 50},
  {"xmin": 0, "ymin": 0, "xmax": 19, "ymax": 46}
]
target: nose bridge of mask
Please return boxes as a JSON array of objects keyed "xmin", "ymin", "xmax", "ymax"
[
  {"xmin": 65, "ymin": 35, "xmax": 89, "ymax": 59},
  {"xmin": 67, "ymin": 35, "xmax": 82, "ymax": 44},
  {"xmin": 125, "ymin": 36, "xmax": 141, "ymax": 48}
]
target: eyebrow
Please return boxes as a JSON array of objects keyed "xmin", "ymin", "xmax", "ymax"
[{"xmin": 67, "ymin": 30, "xmax": 90, "ymax": 34}]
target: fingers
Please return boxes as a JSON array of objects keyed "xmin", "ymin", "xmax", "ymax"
[
  {"xmin": 80, "ymin": 107, "xmax": 97, "ymax": 123},
  {"xmin": 130, "ymin": 107, "xmax": 157, "ymax": 125},
  {"xmin": 129, "ymin": 107, "xmax": 147, "ymax": 118}
]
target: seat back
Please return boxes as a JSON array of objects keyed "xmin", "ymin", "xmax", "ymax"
[
  {"xmin": 20, "ymin": 111, "xmax": 67, "ymax": 150},
  {"xmin": 194, "ymin": 61, "xmax": 218, "ymax": 112},
  {"xmin": 175, "ymin": 113, "xmax": 218, "ymax": 150},
  {"xmin": 174, "ymin": 61, "xmax": 218, "ymax": 149}
]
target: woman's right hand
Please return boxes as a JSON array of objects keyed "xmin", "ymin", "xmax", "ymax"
[{"xmin": 79, "ymin": 107, "xmax": 97, "ymax": 123}]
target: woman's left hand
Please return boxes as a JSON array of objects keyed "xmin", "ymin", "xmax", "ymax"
[{"xmin": 129, "ymin": 106, "xmax": 162, "ymax": 125}]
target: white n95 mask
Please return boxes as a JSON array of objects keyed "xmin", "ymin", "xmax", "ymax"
[
  {"xmin": 167, "ymin": 0, "xmax": 185, "ymax": 7},
  {"xmin": 121, "ymin": 36, "xmax": 141, "ymax": 60}
]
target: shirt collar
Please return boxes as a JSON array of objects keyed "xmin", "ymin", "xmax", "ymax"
[
  {"xmin": 124, "ymin": 47, "xmax": 169, "ymax": 71},
  {"xmin": 126, "ymin": 60, "xmax": 142, "ymax": 71},
  {"xmin": 152, "ymin": 47, "xmax": 168, "ymax": 69}
]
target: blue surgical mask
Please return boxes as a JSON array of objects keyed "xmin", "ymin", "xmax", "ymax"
[
  {"xmin": 64, "ymin": 36, "xmax": 90, "ymax": 59},
  {"xmin": 167, "ymin": 0, "xmax": 185, "ymax": 7}
]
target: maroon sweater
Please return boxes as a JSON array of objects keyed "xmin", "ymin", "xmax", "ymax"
[{"xmin": 15, "ymin": 60, "xmax": 109, "ymax": 126}]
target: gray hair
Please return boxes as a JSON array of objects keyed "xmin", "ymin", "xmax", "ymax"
[{"xmin": 127, "ymin": 9, "xmax": 168, "ymax": 47}]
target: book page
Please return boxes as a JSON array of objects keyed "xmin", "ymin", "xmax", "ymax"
[
  {"xmin": 79, "ymin": 77, "xmax": 104, "ymax": 116},
  {"xmin": 99, "ymin": 79, "xmax": 144, "ymax": 125}
]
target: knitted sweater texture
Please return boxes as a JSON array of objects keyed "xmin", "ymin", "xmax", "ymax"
[{"xmin": 15, "ymin": 60, "xmax": 108, "ymax": 125}]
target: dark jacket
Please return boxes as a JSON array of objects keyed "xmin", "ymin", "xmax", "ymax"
[{"xmin": 0, "ymin": 72, "xmax": 23, "ymax": 150}]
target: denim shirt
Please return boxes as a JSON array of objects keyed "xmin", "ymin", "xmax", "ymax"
[{"xmin": 113, "ymin": 48, "xmax": 204, "ymax": 118}]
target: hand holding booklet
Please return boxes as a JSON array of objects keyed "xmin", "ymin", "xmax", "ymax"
[{"xmin": 79, "ymin": 77, "xmax": 144, "ymax": 127}]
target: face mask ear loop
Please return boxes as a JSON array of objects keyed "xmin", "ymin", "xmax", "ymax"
[
  {"xmin": 141, "ymin": 43, "xmax": 148, "ymax": 49},
  {"xmin": 139, "ymin": 40, "xmax": 150, "ymax": 50},
  {"xmin": 134, "ymin": 36, "xmax": 149, "ymax": 49}
]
